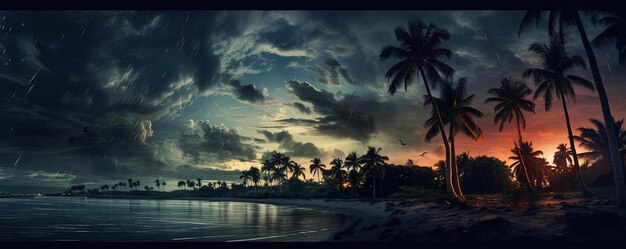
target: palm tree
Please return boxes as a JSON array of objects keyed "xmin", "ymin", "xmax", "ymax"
[
  {"xmin": 380, "ymin": 19, "xmax": 458, "ymax": 201},
  {"xmin": 520, "ymin": 10, "xmax": 626, "ymax": 207},
  {"xmin": 309, "ymin": 158, "xmax": 326, "ymax": 183},
  {"xmin": 347, "ymin": 169, "xmax": 361, "ymax": 197},
  {"xmin": 240, "ymin": 170, "xmax": 251, "ymax": 186},
  {"xmin": 592, "ymin": 11, "xmax": 626, "ymax": 65},
  {"xmin": 510, "ymin": 141, "xmax": 549, "ymax": 188},
  {"xmin": 111, "ymin": 184, "xmax": 118, "ymax": 191},
  {"xmin": 359, "ymin": 147, "xmax": 389, "ymax": 200},
  {"xmin": 329, "ymin": 158, "xmax": 346, "ymax": 198},
  {"xmin": 128, "ymin": 178, "xmax": 133, "ymax": 190},
  {"xmin": 248, "ymin": 166, "xmax": 261, "ymax": 189},
  {"xmin": 344, "ymin": 152, "xmax": 363, "ymax": 197},
  {"xmin": 269, "ymin": 151, "xmax": 287, "ymax": 185},
  {"xmin": 261, "ymin": 159, "xmax": 275, "ymax": 186},
  {"xmin": 290, "ymin": 163, "xmax": 306, "ymax": 181},
  {"xmin": 523, "ymin": 34, "xmax": 595, "ymax": 197},
  {"xmin": 161, "ymin": 181, "xmax": 166, "ymax": 190},
  {"xmin": 485, "ymin": 77, "xmax": 536, "ymax": 191},
  {"xmin": 344, "ymin": 152, "xmax": 362, "ymax": 173},
  {"xmin": 100, "ymin": 184, "xmax": 109, "ymax": 192},
  {"xmin": 155, "ymin": 179, "xmax": 161, "ymax": 191},
  {"xmin": 575, "ymin": 118, "xmax": 626, "ymax": 166},
  {"xmin": 554, "ymin": 143, "xmax": 574, "ymax": 174},
  {"xmin": 486, "ymin": 77, "xmax": 536, "ymax": 142},
  {"xmin": 271, "ymin": 169, "xmax": 287, "ymax": 188},
  {"xmin": 424, "ymin": 78, "xmax": 484, "ymax": 199},
  {"xmin": 196, "ymin": 178, "xmax": 202, "ymax": 188},
  {"xmin": 177, "ymin": 180, "xmax": 185, "ymax": 190}
]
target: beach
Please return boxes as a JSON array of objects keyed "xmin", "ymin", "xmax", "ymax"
[{"xmin": 194, "ymin": 196, "xmax": 626, "ymax": 242}]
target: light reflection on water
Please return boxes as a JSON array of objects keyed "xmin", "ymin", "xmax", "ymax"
[{"xmin": 0, "ymin": 196, "xmax": 351, "ymax": 241}]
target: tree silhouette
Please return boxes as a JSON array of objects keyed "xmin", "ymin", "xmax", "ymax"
[
  {"xmin": 261, "ymin": 159, "xmax": 275, "ymax": 186},
  {"xmin": 486, "ymin": 77, "xmax": 536, "ymax": 142},
  {"xmin": 592, "ymin": 11, "xmax": 626, "ymax": 65},
  {"xmin": 329, "ymin": 158, "xmax": 346, "ymax": 198},
  {"xmin": 523, "ymin": 33, "xmax": 594, "ymax": 197},
  {"xmin": 520, "ymin": 10, "xmax": 626, "ymax": 207},
  {"xmin": 155, "ymin": 179, "xmax": 161, "ymax": 191},
  {"xmin": 359, "ymin": 147, "xmax": 389, "ymax": 200},
  {"xmin": 248, "ymin": 166, "xmax": 261, "ymax": 189},
  {"xmin": 424, "ymin": 77, "xmax": 484, "ymax": 199},
  {"xmin": 240, "ymin": 170, "xmax": 251, "ymax": 187},
  {"xmin": 574, "ymin": 118, "xmax": 626, "ymax": 167},
  {"xmin": 380, "ymin": 19, "xmax": 459, "ymax": 201},
  {"xmin": 290, "ymin": 163, "xmax": 306, "ymax": 181},
  {"xmin": 344, "ymin": 152, "xmax": 363, "ymax": 197},
  {"xmin": 309, "ymin": 158, "xmax": 326, "ymax": 183},
  {"xmin": 510, "ymin": 141, "xmax": 549, "ymax": 188},
  {"xmin": 553, "ymin": 143, "xmax": 574, "ymax": 174}
]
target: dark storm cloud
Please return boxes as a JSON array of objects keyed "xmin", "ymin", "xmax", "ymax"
[
  {"xmin": 288, "ymin": 102, "xmax": 312, "ymax": 114},
  {"xmin": 179, "ymin": 120, "xmax": 259, "ymax": 165},
  {"xmin": 257, "ymin": 130, "xmax": 322, "ymax": 158},
  {"xmin": 225, "ymin": 79, "xmax": 268, "ymax": 103},
  {"xmin": 284, "ymin": 79, "xmax": 413, "ymax": 142},
  {"xmin": 0, "ymin": 11, "xmax": 269, "ymax": 181},
  {"xmin": 309, "ymin": 58, "xmax": 357, "ymax": 85}
]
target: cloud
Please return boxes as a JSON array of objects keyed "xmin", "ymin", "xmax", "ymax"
[
  {"xmin": 288, "ymin": 102, "xmax": 312, "ymax": 114},
  {"xmin": 179, "ymin": 120, "xmax": 259, "ymax": 166},
  {"xmin": 257, "ymin": 130, "xmax": 322, "ymax": 158},
  {"xmin": 308, "ymin": 58, "xmax": 356, "ymax": 85},
  {"xmin": 225, "ymin": 79, "xmax": 269, "ymax": 103}
]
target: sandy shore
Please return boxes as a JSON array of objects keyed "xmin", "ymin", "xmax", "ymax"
[{"xmin": 179, "ymin": 196, "xmax": 626, "ymax": 242}]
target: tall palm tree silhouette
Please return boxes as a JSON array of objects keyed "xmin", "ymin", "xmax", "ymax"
[
  {"xmin": 270, "ymin": 151, "xmax": 288, "ymax": 186},
  {"xmin": 510, "ymin": 141, "xmax": 549, "ymax": 188},
  {"xmin": 575, "ymin": 118, "xmax": 626, "ymax": 167},
  {"xmin": 344, "ymin": 152, "xmax": 363, "ymax": 173},
  {"xmin": 554, "ymin": 143, "xmax": 574, "ymax": 174},
  {"xmin": 261, "ymin": 159, "xmax": 274, "ymax": 186},
  {"xmin": 329, "ymin": 158, "xmax": 346, "ymax": 198},
  {"xmin": 424, "ymin": 78, "xmax": 483, "ymax": 199},
  {"xmin": 359, "ymin": 147, "xmax": 389, "ymax": 200},
  {"xmin": 592, "ymin": 11, "xmax": 626, "ymax": 65},
  {"xmin": 291, "ymin": 163, "xmax": 306, "ymax": 181},
  {"xmin": 309, "ymin": 158, "xmax": 326, "ymax": 183},
  {"xmin": 486, "ymin": 77, "xmax": 536, "ymax": 142},
  {"xmin": 485, "ymin": 77, "xmax": 536, "ymax": 191},
  {"xmin": 380, "ymin": 19, "xmax": 459, "ymax": 201},
  {"xmin": 520, "ymin": 10, "xmax": 626, "ymax": 207},
  {"xmin": 248, "ymin": 166, "xmax": 261, "ymax": 189},
  {"xmin": 240, "ymin": 170, "xmax": 251, "ymax": 186},
  {"xmin": 523, "ymin": 34, "xmax": 595, "ymax": 197},
  {"xmin": 344, "ymin": 152, "xmax": 363, "ymax": 197}
]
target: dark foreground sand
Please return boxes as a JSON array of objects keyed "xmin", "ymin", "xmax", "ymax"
[{"xmin": 193, "ymin": 196, "xmax": 626, "ymax": 242}]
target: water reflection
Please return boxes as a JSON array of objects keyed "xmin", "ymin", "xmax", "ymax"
[{"xmin": 0, "ymin": 197, "xmax": 350, "ymax": 241}]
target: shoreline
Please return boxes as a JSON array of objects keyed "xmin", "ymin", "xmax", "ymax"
[{"xmin": 23, "ymin": 194, "xmax": 626, "ymax": 242}]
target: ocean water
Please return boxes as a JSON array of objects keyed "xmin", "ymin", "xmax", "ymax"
[{"xmin": 0, "ymin": 196, "xmax": 352, "ymax": 241}]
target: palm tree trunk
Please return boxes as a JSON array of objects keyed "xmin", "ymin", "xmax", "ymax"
[
  {"xmin": 420, "ymin": 70, "xmax": 459, "ymax": 201},
  {"xmin": 560, "ymin": 92, "xmax": 593, "ymax": 198},
  {"xmin": 448, "ymin": 123, "xmax": 464, "ymax": 198},
  {"xmin": 515, "ymin": 114, "xmax": 534, "ymax": 189},
  {"xmin": 573, "ymin": 12, "xmax": 625, "ymax": 206}
]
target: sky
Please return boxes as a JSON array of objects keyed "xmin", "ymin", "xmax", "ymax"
[{"xmin": 0, "ymin": 11, "xmax": 625, "ymax": 193}]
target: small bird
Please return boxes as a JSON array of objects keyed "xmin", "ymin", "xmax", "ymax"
[
  {"xmin": 397, "ymin": 139, "xmax": 406, "ymax": 146},
  {"xmin": 419, "ymin": 152, "xmax": 428, "ymax": 157}
]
